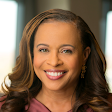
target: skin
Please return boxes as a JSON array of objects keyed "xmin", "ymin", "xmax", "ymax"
[{"xmin": 33, "ymin": 21, "xmax": 90, "ymax": 112}]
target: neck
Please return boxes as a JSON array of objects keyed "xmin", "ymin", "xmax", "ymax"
[{"xmin": 36, "ymin": 84, "xmax": 76, "ymax": 112}]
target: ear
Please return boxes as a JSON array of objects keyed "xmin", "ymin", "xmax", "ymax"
[{"xmin": 83, "ymin": 47, "xmax": 91, "ymax": 64}]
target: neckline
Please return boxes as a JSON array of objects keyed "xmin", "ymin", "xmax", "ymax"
[
  {"xmin": 32, "ymin": 98, "xmax": 51, "ymax": 111},
  {"xmin": 32, "ymin": 98, "xmax": 72, "ymax": 112}
]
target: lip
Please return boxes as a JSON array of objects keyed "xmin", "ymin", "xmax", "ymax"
[
  {"xmin": 45, "ymin": 69, "xmax": 67, "ymax": 72},
  {"xmin": 44, "ymin": 69, "xmax": 67, "ymax": 80}
]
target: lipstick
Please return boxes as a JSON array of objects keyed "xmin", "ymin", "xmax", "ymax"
[{"xmin": 44, "ymin": 69, "xmax": 67, "ymax": 80}]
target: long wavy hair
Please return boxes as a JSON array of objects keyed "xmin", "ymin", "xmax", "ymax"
[{"xmin": 0, "ymin": 9, "xmax": 111, "ymax": 112}]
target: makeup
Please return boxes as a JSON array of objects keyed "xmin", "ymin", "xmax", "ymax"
[{"xmin": 44, "ymin": 69, "xmax": 67, "ymax": 80}]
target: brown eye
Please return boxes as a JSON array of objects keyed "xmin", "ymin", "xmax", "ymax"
[
  {"xmin": 39, "ymin": 49, "xmax": 49, "ymax": 52},
  {"xmin": 62, "ymin": 50, "xmax": 72, "ymax": 54}
]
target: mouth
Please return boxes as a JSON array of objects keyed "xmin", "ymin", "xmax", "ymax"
[{"xmin": 44, "ymin": 69, "xmax": 67, "ymax": 80}]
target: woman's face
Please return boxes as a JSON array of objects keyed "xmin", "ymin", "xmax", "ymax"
[{"xmin": 33, "ymin": 21, "xmax": 88, "ymax": 91}]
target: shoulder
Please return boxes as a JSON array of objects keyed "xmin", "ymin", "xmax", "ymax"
[
  {"xmin": 26, "ymin": 98, "xmax": 50, "ymax": 112},
  {"xmin": 0, "ymin": 96, "xmax": 6, "ymax": 109},
  {"xmin": 85, "ymin": 93, "xmax": 112, "ymax": 112}
]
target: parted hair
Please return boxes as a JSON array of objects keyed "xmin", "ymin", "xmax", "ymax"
[{"xmin": 0, "ymin": 9, "xmax": 111, "ymax": 112}]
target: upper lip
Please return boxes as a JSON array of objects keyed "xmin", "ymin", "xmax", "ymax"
[{"xmin": 44, "ymin": 69, "xmax": 67, "ymax": 72}]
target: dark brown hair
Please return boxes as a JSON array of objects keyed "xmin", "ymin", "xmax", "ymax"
[{"xmin": 0, "ymin": 9, "xmax": 111, "ymax": 112}]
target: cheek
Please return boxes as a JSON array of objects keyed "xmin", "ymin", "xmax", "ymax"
[
  {"xmin": 33, "ymin": 56, "xmax": 40, "ymax": 69},
  {"xmin": 69, "ymin": 60, "xmax": 80, "ymax": 71},
  {"xmin": 65, "ymin": 56, "xmax": 83, "ymax": 73},
  {"xmin": 68, "ymin": 57, "xmax": 81, "ymax": 68},
  {"xmin": 33, "ymin": 55, "xmax": 45, "ymax": 76}
]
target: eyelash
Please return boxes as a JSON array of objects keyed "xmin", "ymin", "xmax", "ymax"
[{"xmin": 39, "ymin": 48, "xmax": 73, "ymax": 54}]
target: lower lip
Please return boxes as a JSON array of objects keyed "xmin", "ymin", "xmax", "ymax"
[{"xmin": 45, "ymin": 72, "xmax": 66, "ymax": 80}]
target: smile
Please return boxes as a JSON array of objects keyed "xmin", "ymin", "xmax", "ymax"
[
  {"xmin": 46, "ymin": 72, "xmax": 63, "ymax": 76},
  {"xmin": 44, "ymin": 70, "xmax": 67, "ymax": 80}
]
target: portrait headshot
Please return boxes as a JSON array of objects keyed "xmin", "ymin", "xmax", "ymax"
[{"xmin": 0, "ymin": 8, "xmax": 112, "ymax": 112}]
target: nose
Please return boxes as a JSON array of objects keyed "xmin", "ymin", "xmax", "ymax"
[{"xmin": 46, "ymin": 51, "xmax": 63, "ymax": 67}]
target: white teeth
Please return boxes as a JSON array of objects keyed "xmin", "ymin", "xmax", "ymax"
[
  {"xmin": 57, "ymin": 72, "xmax": 60, "ymax": 76},
  {"xmin": 54, "ymin": 72, "xmax": 56, "ymax": 76},
  {"xmin": 46, "ymin": 72, "xmax": 64, "ymax": 76}
]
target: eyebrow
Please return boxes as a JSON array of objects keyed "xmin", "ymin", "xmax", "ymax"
[
  {"xmin": 36, "ymin": 43, "xmax": 75, "ymax": 49},
  {"xmin": 60, "ymin": 44, "xmax": 75, "ymax": 49},
  {"xmin": 36, "ymin": 44, "xmax": 49, "ymax": 48}
]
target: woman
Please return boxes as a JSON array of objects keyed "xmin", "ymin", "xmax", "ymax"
[{"xmin": 0, "ymin": 9, "xmax": 112, "ymax": 112}]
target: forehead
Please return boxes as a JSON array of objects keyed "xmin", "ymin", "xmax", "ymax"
[
  {"xmin": 37, "ymin": 19, "xmax": 78, "ymax": 34},
  {"xmin": 34, "ymin": 21, "xmax": 81, "ymax": 47}
]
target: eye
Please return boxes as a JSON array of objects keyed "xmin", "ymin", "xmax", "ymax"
[
  {"xmin": 39, "ymin": 49, "xmax": 49, "ymax": 52},
  {"xmin": 62, "ymin": 49, "xmax": 72, "ymax": 54}
]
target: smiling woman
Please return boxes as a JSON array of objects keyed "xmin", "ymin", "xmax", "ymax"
[
  {"xmin": 0, "ymin": 9, "xmax": 112, "ymax": 112},
  {"xmin": 33, "ymin": 21, "xmax": 89, "ymax": 93}
]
